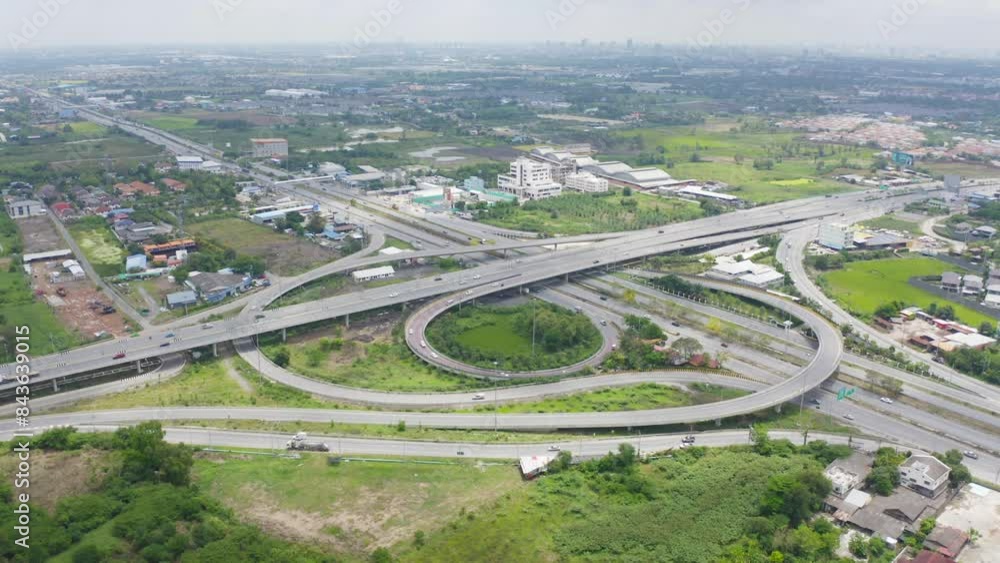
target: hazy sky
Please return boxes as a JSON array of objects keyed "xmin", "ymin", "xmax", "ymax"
[{"xmin": 4, "ymin": 0, "xmax": 1000, "ymax": 54}]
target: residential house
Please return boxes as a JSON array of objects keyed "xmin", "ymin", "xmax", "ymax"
[
  {"xmin": 115, "ymin": 181, "xmax": 160, "ymax": 199},
  {"xmin": 899, "ymin": 455, "xmax": 951, "ymax": 498},
  {"xmin": 963, "ymin": 275, "xmax": 984, "ymax": 296},
  {"xmin": 923, "ymin": 525, "xmax": 968, "ymax": 560},
  {"xmin": 940, "ymin": 272, "xmax": 962, "ymax": 293},
  {"xmin": 161, "ymin": 178, "xmax": 187, "ymax": 192},
  {"xmin": 984, "ymin": 284, "xmax": 1000, "ymax": 308},
  {"xmin": 904, "ymin": 551, "xmax": 956, "ymax": 563},
  {"xmin": 50, "ymin": 201, "xmax": 75, "ymax": 219},
  {"xmin": 5, "ymin": 199, "xmax": 45, "ymax": 219},
  {"xmin": 825, "ymin": 452, "xmax": 872, "ymax": 498},
  {"xmin": 847, "ymin": 486, "xmax": 949, "ymax": 542},
  {"xmin": 972, "ymin": 225, "xmax": 997, "ymax": 239}
]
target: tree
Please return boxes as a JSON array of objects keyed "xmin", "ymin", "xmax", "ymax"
[
  {"xmin": 979, "ymin": 321, "xmax": 995, "ymax": 337},
  {"xmin": 760, "ymin": 469, "xmax": 831, "ymax": 526},
  {"xmin": 112, "ymin": 422, "xmax": 193, "ymax": 486},
  {"xmin": 669, "ymin": 337, "xmax": 703, "ymax": 362},
  {"xmin": 306, "ymin": 213, "xmax": 327, "ymax": 234},
  {"xmin": 622, "ymin": 289, "xmax": 637, "ymax": 304},
  {"xmin": 272, "ymin": 347, "xmax": 291, "ymax": 367}
]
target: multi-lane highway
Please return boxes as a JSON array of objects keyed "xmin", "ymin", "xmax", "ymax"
[{"xmin": 8, "ymin": 91, "xmax": 998, "ymax": 483}]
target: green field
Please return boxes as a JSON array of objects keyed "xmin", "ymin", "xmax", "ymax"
[
  {"xmin": 68, "ymin": 219, "xmax": 125, "ymax": 277},
  {"xmin": 860, "ymin": 214, "xmax": 922, "ymax": 235},
  {"xmin": 479, "ymin": 190, "xmax": 703, "ymax": 235},
  {"xmin": 398, "ymin": 447, "xmax": 836, "ymax": 562},
  {"xmin": 426, "ymin": 303, "xmax": 603, "ymax": 371},
  {"xmin": 0, "ymin": 134, "xmax": 163, "ymax": 166},
  {"xmin": 264, "ymin": 324, "xmax": 491, "ymax": 393},
  {"xmin": 195, "ymin": 453, "xmax": 524, "ymax": 558},
  {"xmin": 821, "ymin": 257, "xmax": 993, "ymax": 326},
  {"xmin": 66, "ymin": 358, "xmax": 335, "ymax": 411},
  {"xmin": 0, "ymin": 269, "xmax": 81, "ymax": 356},
  {"xmin": 610, "ymin": 125, "xmax": 868, "ymax": 203},
  {"xmin": 470, "ymin": 383, "xmax": 749, "ymax": 414}
]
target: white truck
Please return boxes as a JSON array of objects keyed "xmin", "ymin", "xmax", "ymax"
[{"xmin": 286, "ymin": 432, "xmax": 330, "ymax": 452}]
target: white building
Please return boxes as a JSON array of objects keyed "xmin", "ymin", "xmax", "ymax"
[
  {"xmin": 818, "ymin": 223, "xmax": 853, "ymax": 251},
  {"xmin": 564, "ymin": 171, "xmax": 609, "ymax": 193},
  {"xmin": 351, "ymin": 266, "xmax": 395, "ymax": 283},
  {"xmin": 899, "ymin": 455, "xmax": 951, "ymax": 498},
  {"xmin": 497, "ymin": 158, "xmax": 563, "ymax": 201},
  {"xmin": 62, "ymin": 259, "xmax": 86, "ymax": 280},
  {"xmin": 176, "ymin": 156, "xmax": 204, "ymax": 171},
  {"xmin": 5, "ymin": 199, "xmax": 45, "ymax": 219},
  {"xmin": 984, "ymin": 284, "xmax": 1000, "ymax": 308},
  {"xmin": 251, "ymin": 138, "xmax": 289, "ymax": 159}
]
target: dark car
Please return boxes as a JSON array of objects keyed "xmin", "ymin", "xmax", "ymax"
[{"xmin": 159, "ymin": 342, "xmax": 171, "ymax": 348}]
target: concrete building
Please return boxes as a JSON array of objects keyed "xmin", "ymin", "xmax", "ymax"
[
  {"xmin": 251, "ymin": 138, "xmax": 289, "ymax": 159},
  {"xmin": 818, "ymin": 223, "xmax": 853, "ymax": 251},
  {"xmin": 176, "ymin": 156, "xmax": 204, "ymax": 171},
  {"xmin": 250, "ymin": 204, "xmax": 319, "ymax": 224},
  {"xmin": 824, "ymin": 453, "xmax": 872, "ymax": 497},
  {"xmin": 352, "ymin": 266, "xmax": 395, "ymax": 283},
  {"xmin": 564, "ymin": 171, "xmax": 609, "ymax": 193},
  {"xmin": 62, "ymin": 259, "xmax": 85, "ymax": 280},
  {"xmin": 5, "ymin": 199, "xmax": 45, "ymax": 219},
  {"xmin": 497, "ymin": 158, "xmax": 563, "ymax": 201},
  {"xmin": 899, "ymin": 455, "xmax": 951, "ymax": 498},
  {"xmin": 125, "ymin": 254, "xmax": 148, "ymax": 272},
  {"xmin": 984, "ymin": 284, "xmax": 1000, "ymax": 308}
]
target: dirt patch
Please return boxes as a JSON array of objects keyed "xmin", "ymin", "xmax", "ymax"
[
  {"xmin": 0, "ymin": 450, "xmax": 116, "ymax": 512},
  {"xmin": 28, "ymin": 260, "xmax": 131, "ymax": 338},
  {"xmin": 18, "ymin": 217, "xmax": 66, "ymax": 254}
]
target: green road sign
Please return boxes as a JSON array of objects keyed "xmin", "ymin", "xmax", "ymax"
[{"xmin": 837, "ymin": 388, "xmax": 857, "ymax": 401}]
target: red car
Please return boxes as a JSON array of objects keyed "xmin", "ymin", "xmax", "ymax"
[{"xmin": 113, "ymin": 352, "xmax": 126, "ymax": 360}]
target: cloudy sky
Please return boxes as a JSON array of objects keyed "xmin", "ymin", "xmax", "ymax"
[{"xmin": 4, "ymin": 0, "xmax": 1000, "ymax": 54}]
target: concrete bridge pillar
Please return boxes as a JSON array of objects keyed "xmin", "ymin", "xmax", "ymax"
[
  {"xmin": 136, "ymin": 360, "xmax": 143, "ymax": 374},
  {"xmin": 716, "ymin": 419, "xmax": 722, "ymax": 427},
  {"xmin": 52, "ymin": 379, "xmax": 59, "ymax": 392},
  {"xmin": 281, "ymin": 328, "xmax": 287, "ymax": 342},
  {"xmin": 212, "ymin": 343, "xmax": 218, "ymax": 357},
  {"xmin": 774, "ymin": 404, "xmax": 783, "ymax": 414},
  {"xmin": 345, "ymin": 313, "xmax": 350, "ymax": 329},
  {"xmin": 565, "ymin": 273, "xmax": 570, "ymax": 283}
]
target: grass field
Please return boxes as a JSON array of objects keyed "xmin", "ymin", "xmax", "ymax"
[
  {"xmin": 397, "ymin": 448, "xmax": 826, "ymax": 562},
  {"xmin": 610, "ymin": 124, "xmax": 869, "ymax": 204},
  {"xmin": 185, "ymin": 218, "xmax": 335, "ymax": 276},
  {"xmin": 264, "ymin": 321, "xmax": 492, "ymax": 393},
  {"xmin": 821, "ymin": 257, "xmax": 993, "ymax": 326},
  {"xmin": 860, "ymin": 214, "xmax": 922, "ymax": 235},
  {"xmin": 65, "ymin": 358, "xmax": 336, "ymax": 411},
  {"xmin": 0, "ymin": 134, "xmax": 163, "ymax": 166},
  {"xmin": 194, "ymin": 453, "xmax": 524, "ymax": 557},
  {"xmin": 469, "ymin": 383, "xmax": 750, "ymax": 414},
  {"xmin": 68, "ymin": 220, "xmax": 125, "ymax": 277},
  {"xmin": 426, "ymin": 303, "xmax": 603, "ymax": 371},
  {"xmin": 478, "ymin": 190, "xmax": 703, "ymax": 235}
]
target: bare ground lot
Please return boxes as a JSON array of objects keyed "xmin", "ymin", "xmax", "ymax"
[
  {"xmin": 30, "ymin": 260, "xmax": 131, "ymax": 338},
  {"xmin": 935, "ymin": 484, "xmax": 1000, "ymax": 563},
  {"xmin": 19, "ymin": 216, "xmax": 66, "ymax": 254},
  {"xmin": 185, "ymin": 218, "xmax": 339, "ymax": 276}
]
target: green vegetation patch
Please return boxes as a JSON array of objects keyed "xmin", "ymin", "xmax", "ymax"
[
  {"xmin": 860, "ymin": 214, "xmax": 922, "ymax": 235},
  {"xmin": 467, "ymin": 383, "xmax": 750, "ymax": 414},
  {"xmin": 820, "ymin": 257, "xmax": 993, "ymax": 326},
  {"xmin": 196, "ymin": 453, "xmax": 523, "ymax": 557},
  {"xmin": 68, "ymin": 216, "xmax": 126, "ymax": 277},
  {"xmin": 477, "ymin": 190, "xmax": 703, "ymax": 235},
  {"xmin": 426, "ymin": 302, "xmax": 603, "ymax": 371}
]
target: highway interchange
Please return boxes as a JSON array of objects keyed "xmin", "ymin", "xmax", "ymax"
[{"xmin": 3, "ymin": 93, "xmax": 999, "ymax": 482}]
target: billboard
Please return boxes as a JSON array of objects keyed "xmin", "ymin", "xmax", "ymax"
[
  {"xmin": 892, "ymin": 151, "xmax": 916, "ymax": 167},
  {"xmin": 944, "ymin": 175, "xmax": 961, "ymax": 192}
]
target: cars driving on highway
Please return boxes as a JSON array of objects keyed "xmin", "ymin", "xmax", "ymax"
[{"xmin": 879, "ymin": 397, "xmax": 894, "ymax": 405}]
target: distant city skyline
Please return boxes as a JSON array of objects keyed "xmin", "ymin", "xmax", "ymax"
[{"xmin": 3, "ymin": 0, "xmax": 1000, "ymax": 55}]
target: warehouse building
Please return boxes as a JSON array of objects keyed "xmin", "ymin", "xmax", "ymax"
[{"xmin": 352, "ymin": 266, "xmax": 395, "ymax": 283}]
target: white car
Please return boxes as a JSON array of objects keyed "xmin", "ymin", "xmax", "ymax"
[
  {"xmin": 431, "ymin": 352, "xmax": 439, "ymax": 359},
  {"xmin": 420, "ymin": 341, "xmax": 426, "ymax": 348},
  {"xmin": 473, "ymin": 275, "xmax": 481, "ymax": 280},
  {"xmin": 880, "ymin": 397, "xmax": 894, "ymax": 405},
  {"xmin": 408, "ymin": 329, "xmax": 414, "ymax": 335},
  {"xmin": 472, "ymin": 393, "xmax": 486, "ymax": 401}
]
